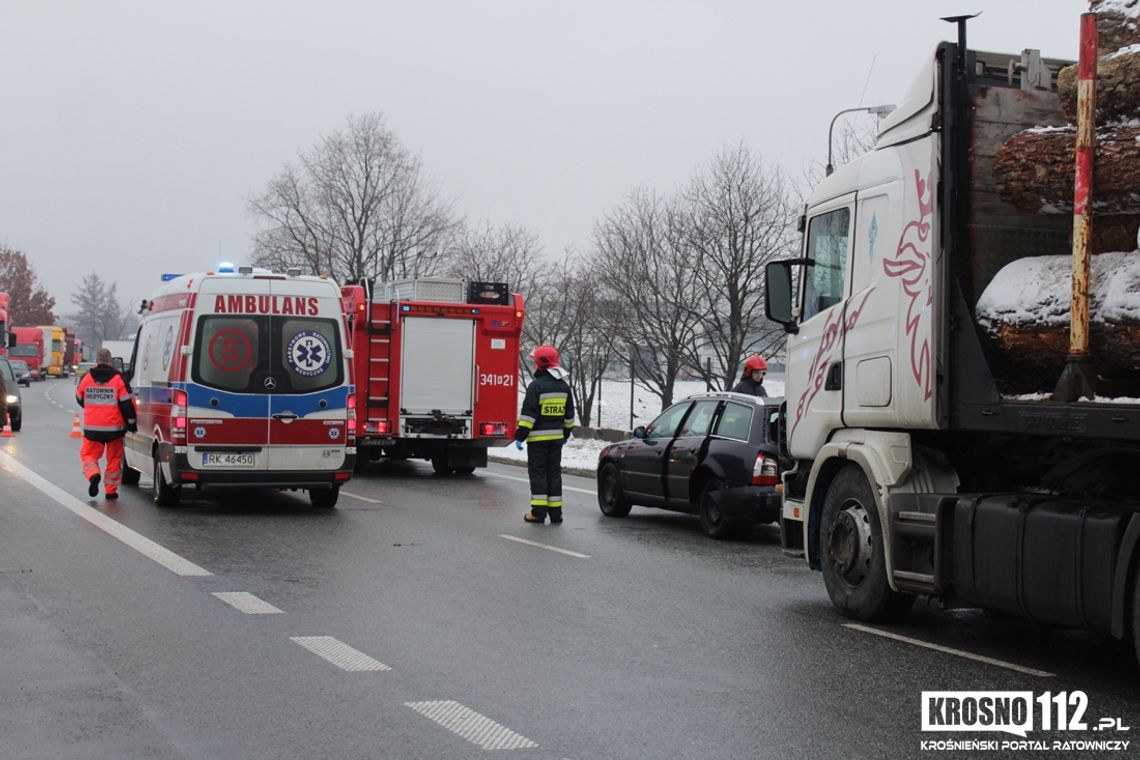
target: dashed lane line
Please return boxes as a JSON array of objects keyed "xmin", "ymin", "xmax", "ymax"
[
  {"xmin": 843, "ymin": 623, "xmax": 1056, "ymax": 678},
  {"xmin": 405, "ymin": 700, "xmax": 539, "ymax": 751},
  {"xmin": 483, "ymin": 469, "xmax": 596, "ymax": 496},
  {"xmin": 212, "ymin": 592, "xmax": 284, "ymax": 614},
  {"xmin": 498, "ymin": 534, "xmax": 591, "ymax": 559},
  {"xmin": 290, "ymin": 636, "xmax": 391, "ymax": 671},
  {"xmin": 0, "ymin": 449, "xmax": 212, "ymax": 577},
  {"xmin": 340, "ymin": 490, "xmax": 384, "ymax": 504}
]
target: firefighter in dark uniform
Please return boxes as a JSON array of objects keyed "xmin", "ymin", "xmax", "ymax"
[
  {"xmin": 731, "ymin": 355, "xmax": 769, "ymax": 397},
  {"xmin": 515, "ymin": 344, "xmax": 576, "ymax": 524}
]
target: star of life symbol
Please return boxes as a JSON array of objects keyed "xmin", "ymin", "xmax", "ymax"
[
  {"xmin": 194, "ymin": 426, "xmax": 206, "ymax": 439},
  {"xmin": 328, "ymin": 427, "xmax": 341, "ymax": 440},
  {"xmin": 287, "ymin": 330, "xmax": 332, "ymax": 378}
]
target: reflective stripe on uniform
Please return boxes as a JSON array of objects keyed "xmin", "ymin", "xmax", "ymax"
[
  {"xmin": 517, "ymin": 419, "xmax": 534, "ymax": 429},
  {"xmin": 526, "ymin": 432, "xmax": 563, "ymax": 442}
]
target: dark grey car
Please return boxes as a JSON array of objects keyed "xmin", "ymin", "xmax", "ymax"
[
  {"xmin": 596, "ymin": 392, "xmax": 785, "ymax": 539},
  {"xmin": 0, "ymin": 357, "xmax": 23, "ymax": 431}
]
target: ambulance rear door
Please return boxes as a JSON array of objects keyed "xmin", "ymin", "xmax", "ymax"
[
  {"xmin": 187, "ymin": 279, "xmax": 272, "ymax": 472},
  {"xmin": 265, "ymin": 279, "xmax": 349, "ymax": 472}
]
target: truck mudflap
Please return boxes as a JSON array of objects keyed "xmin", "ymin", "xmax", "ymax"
[{"xmin": 952, "ymin": 495, "xmax": 1140, "ymax": 634}]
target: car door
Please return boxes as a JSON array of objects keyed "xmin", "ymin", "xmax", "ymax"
[
  {"xmin": 620, "ymin": 401, "xmax": 692, "ymax": 504},
  {"xmin": 664, "ymin": 399, "xmax": 720, "ymax": 509}
]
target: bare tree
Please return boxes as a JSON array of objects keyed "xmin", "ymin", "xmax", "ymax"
[
  {"xmin": 443, "ymin": 221, "xmax": 544, "ymax": 297},
  {"xmin": 683, "ymin": 142, "xmax": 798, "ymax": 389},
  {"xmin": 248, "ymin": 112, "xmax": 457, "ymax": 283},
  {"xmin": 557, "ymin": 260, "xmax": 621, "ymax": 428},
  {"xmin": 68, "ymin": 273, "xmax": 135, "ymax": 349},
  {"xmin": 591, "ymin": 189, "xmax": 703, "ymax": 411}
]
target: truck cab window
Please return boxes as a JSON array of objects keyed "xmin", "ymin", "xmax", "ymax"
[{"xmin": 802, "ymin": 208, "xmax": 851, "ymax": 321}]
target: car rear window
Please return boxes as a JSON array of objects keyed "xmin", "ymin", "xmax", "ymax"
[{"xmin": 715, "ymin": 401, "xmax": 753, "ymax": 441}]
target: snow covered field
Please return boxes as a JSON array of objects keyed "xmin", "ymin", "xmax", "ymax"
[{"xmin": 490, "ymin": 374, "xmax": 785, "ymax": 473}]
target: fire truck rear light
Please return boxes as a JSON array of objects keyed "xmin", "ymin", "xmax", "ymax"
[
  {"xmin": 480, "ymin": 422, "xmax": 507, "ymax": 437},
  {"xmin": 752, "ymin": 452, "xmax": 779, "ymax": 487},
  {"xmin": 377, "ymin": 420, "xmax": 390, "ymax": 434}
]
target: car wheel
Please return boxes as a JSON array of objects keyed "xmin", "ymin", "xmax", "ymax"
[
  {"xmin": 121, "ymin": 451, "xmax": 141, "ymax": 486},
  {"xmin": 152, "ymin": 451, "xmax": 181, "ymax": 507},
  {"xmin": 819, "ymin": 464, "xmax": 914, "ymax": 621},
  {"xmin": 698, "ymin": 476, "xmax": 736, "ymax": 539},
  {"xmin": 597, "ymin": 462, "xmax": 632, "ymax": 517},
  {"xmin": 309, "ymin": 486, "xmax": 340, "ymax": 509},
  {"xmin": 9, "ymin": 411, "xmax": 21, "ymax": 432}
]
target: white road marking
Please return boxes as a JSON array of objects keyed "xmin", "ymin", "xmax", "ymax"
[
  {"xmin": 212, "ymin": 592, "xmax": 284, "ymax": 614},
  {"xmin": 340, "ymin": 490, "xmax": 383, "ymax": 504},
  {"xmin": 484, "ymin": 469, "xmax": 596, "ymax": 495},
  {"xmin": 405, "ymin": 700, "xmax": 539, "ymax": 751},
  {"xmin": 0, "ymin": 450, "xmax": 212, "ymax": 577},
  {"xmin": 498, "ymin": 534, "xmax": 590, "ymax": 559},
  {"xmin": 843, "ymin": 623, "xmax": 1056, "ymax": 678},
  {"xmin": 290, "ymin": 636, "xmax": 391, "ymax": 671}
]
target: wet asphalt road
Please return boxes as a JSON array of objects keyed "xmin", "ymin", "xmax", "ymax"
[{"xmin": 2, "ymin": 380, "xmax": 1140, "ymax": 760}]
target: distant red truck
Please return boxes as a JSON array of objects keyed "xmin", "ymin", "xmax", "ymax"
[{"xmin": 9, "ymin": 326, "xmax": 45, "ymax": 379}]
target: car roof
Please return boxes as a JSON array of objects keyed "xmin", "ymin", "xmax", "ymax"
[{"xmin": 680, "ymin": 391, "xmax": 783, "ymax": 408}]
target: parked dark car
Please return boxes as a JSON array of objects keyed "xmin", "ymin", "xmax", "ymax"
[
  {"xmin": 596, "ymin": 392, "xmax": 786, "ymax": 539},
  {"xmin": 0, "ymin": 357, "xmax": 23, "ymax": 431},
  {"xmin": 9, "ymin": 359, "xmax": 32, "ymax": 387}
]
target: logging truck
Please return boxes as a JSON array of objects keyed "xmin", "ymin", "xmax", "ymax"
[{"xmin": 765, "ymin": 15, "xmax": 1140, "ymax": 659}]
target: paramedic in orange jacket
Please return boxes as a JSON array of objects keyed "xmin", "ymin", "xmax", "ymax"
[{"xmin": 76, "ymin": 348, "xmax": 137, "ymax": 500}]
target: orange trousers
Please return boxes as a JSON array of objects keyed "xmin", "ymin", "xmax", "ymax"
[{"xmin": 80, "ymin": 437, "xmax": 125, "ymax": 495}]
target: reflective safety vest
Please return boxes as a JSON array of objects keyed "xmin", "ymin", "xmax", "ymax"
[
  {"xmin": 515, "ymin": 367, "xmax": 576, "ymax": 443},
  {"xmin": 76, "ymin": 365, "xmax": 136, "ymax": 442}
]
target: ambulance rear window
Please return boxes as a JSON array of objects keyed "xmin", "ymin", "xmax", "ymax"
[
  {"xmin": 191, "ymin": 315, "xmax": 342, "ymax": 394},
  {"xmin": 193, "ymin": 316, "xmax": 263, "ymax": 392}
]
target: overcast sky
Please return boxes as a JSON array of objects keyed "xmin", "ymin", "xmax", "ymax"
[{"xmin": 0, "ymin": 1, "xmax": 1085, "ymax": 318}]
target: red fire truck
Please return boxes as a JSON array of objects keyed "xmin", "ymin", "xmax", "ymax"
[{"xmin": 341, "ymin": 278, "xmax": 524, "ymax": 474}]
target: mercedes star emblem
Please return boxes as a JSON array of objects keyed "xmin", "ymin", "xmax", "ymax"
[{"xmin": 263, "ymin": 377, "xmax": 277, "ymax": 390}]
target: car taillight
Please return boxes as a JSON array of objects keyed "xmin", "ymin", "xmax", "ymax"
[
  {"xmin": 172, "ymin": 389, "xmax": 188, "ymax": 438},
  {"xmin": 752, "ymin": 452, "xmax": 779, "ymax": 486},
  {"xmin": 480, "ymin": 422, "xmax": 507, "ymax": 437}
]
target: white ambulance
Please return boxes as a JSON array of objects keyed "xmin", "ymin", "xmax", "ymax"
[{"xmin": 121, "ymin": 265, "xmax": 356, "ymax": 508}]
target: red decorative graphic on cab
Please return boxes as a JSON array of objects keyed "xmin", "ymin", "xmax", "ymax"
[
  {"xmin": 882, "ymin": 170, "xmax": 934, "ymax": 401},
  {"xmin": 790, "ymin": 288, "xmax": 874, "ymax": 440}
]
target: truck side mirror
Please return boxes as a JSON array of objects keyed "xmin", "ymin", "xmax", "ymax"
[
  {"xmin": 765, "ymin": 261, "xmax": 798, "ymax": 334},
  {"xmin": 6, "ymin": 334, "xmax": 14, "ymax": 348}
]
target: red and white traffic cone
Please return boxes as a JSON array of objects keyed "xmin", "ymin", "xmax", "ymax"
[
  {"xmin": 69, "ymin": 413, "xmax": 82, "ymax": 439},
  {"xmin": 1, "ymin": 418, "xmax": 12, "ymax": 437}
]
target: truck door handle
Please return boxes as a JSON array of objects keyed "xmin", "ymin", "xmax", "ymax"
[
  {"xmin": 825, "ymin": 362, "xmax": 843, "ymax": 391},
  {"xmin": 273, "ymin": 412, "xmax": 299, "ymax": 423}
]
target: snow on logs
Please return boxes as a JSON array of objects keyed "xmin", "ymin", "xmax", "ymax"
[{"xmin": 976, "ymin": 251, "xmax": 1140, "ymax": 375}]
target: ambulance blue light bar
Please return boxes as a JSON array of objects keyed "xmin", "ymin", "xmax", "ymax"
[
  {"xmin": 218, "ymin": 261, "xmax": 236, "ymax": 273},
  {"xmin": 160, "ymin": 273, "xmax": 183, "ymax": 282}
]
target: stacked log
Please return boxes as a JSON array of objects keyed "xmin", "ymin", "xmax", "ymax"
[
  {"xmin": 993, "ymin": 126, "xmax": 1140, "ymax": 216},
  {"xmin": 1057, "ymin": 44, "xmax": 1140, "ymax": 124},
  {"xmin": 976, "ymin": 251, "xmax": 1140, "ymax": 376},
  {"xmin": 983, "ymin": 5, "xmax": 1140, "ymax": 393}
]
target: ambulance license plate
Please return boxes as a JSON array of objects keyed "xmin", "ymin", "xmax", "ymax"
[{"xmin": 202, "ymin": 452, "xmax": 256, "ymax": 468}]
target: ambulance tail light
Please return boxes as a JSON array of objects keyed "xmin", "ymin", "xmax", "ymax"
[
  {"xmin": 346, "ymin": 395, "xmax": 357, "ymax": 442},
  {"xmin": 172, "ymin": 389, "xmax": 188, "ymax": 438},
  {"xmin": 752, "ymin": 452, "xmax": 779, "ymax": 487},
  {"xmin": 480, "ymin": 422, "xmax": 507, "ymax": 437}
]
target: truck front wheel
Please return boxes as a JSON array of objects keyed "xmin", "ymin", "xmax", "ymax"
[{"xmin": 820, "ymin": 464, "xmax": 914, "ymax": 622}]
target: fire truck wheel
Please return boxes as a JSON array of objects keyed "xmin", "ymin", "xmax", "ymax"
[
  {"xmin": 431, "ymin": 456, "xmax": 450, "ymax": 475},
  {"xmin": 121, "ymin": 453, "xmax": 140, "ymax": 486},
  {"xmin": 152, "ymin": 451, "xmax": 181, "ymax": 508},
  {"xmin": 310, "ymin": 486, "xmax": 340, "ymax": 509},
  {"xmin": 597, "ymin": 462, "xmax": 632, "ymax": 517},
  {"xmin": 819, "ymin": 464, "xmax": 913, "ymax": 622}
]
